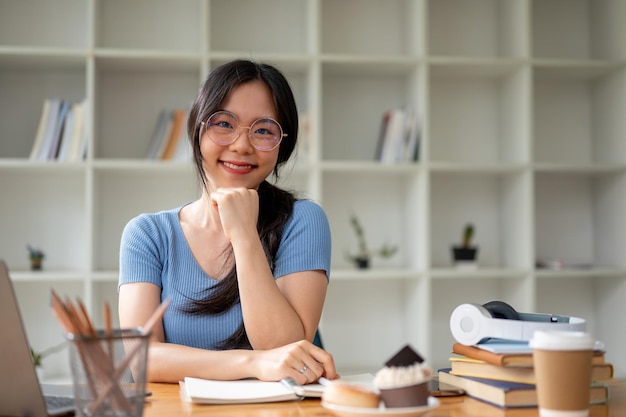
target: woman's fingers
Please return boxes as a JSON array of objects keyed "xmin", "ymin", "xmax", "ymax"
[
  {"xmin": 209, "ymin": 187, "xmax": 259, "ymax": 241},
  {"xmin": 287, "ymin": 340, "xmax": 337, "ymax": 384}
]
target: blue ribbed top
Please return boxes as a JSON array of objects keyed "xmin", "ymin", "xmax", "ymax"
[{"xmin": 118, "ymin": 199, "xmax": 331, "ymax": 349}]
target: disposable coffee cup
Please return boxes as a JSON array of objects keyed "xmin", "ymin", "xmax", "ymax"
[{"xmin": 530, "ymin": 330, "xmax": 595, "ymax": 417}]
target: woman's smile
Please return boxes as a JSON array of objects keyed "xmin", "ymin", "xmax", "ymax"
[{"xmin": 220, "ymin": 160, "xmax": 257, "ymax": 174}]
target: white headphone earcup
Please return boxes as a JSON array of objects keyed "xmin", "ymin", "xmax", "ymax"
[{"xmin": 449, "ymin": 303, "xmax": 492, "ymax": 346}]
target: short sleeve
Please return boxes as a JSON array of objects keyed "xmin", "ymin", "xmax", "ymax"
[
  {"xmin": 273, "ymin": 200, "xmax": 332, "ymax": 280},
  {"xmin": 118, "ymin": 214, "xmax": 166, "ymax": 290}
]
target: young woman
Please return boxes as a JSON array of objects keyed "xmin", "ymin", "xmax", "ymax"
[{"xmin": 118, "ymin": 60, "xmax": 337, "ymax": 384}]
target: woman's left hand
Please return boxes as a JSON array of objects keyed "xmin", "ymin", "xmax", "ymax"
[{"xmin": 251, "ymin": 340, "xmax": 338, "ymax": 385}]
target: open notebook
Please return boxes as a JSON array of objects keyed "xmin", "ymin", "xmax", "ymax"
[
  {"xmin": 0, "ymin": 260, "xmax": 75, "ymax": 417},
  {"xmin": 180, "ymin": 374, "xmax": 375, "ymax": 404}
]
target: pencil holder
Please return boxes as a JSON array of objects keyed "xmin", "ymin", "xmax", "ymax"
[{"xmin": 67, "ymin": 328, "xmax": 150, "ymax": 417}]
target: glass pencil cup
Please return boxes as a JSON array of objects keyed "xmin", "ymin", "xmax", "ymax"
[{"xmin": 67, "ymin": 328, "xmax": 150, "ymax": 417}]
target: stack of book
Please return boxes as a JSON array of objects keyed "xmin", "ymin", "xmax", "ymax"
[
  {"xmin": 145, "ymin": 109, "xmax": 191, "ymax": 161},
  {"xmin": 438, "ymin": 340, "xmax": 612, "ymax": 408},
  {"xmin": 375, "ymin": 107, "xmax": 420, "ymax": 164},
  {"xmin": 29, "ymin": 98, "xmax": 88, "ymax": 162}
]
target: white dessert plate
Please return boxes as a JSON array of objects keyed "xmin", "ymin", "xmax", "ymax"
[{"xmin": 321, "ymin": 396, "xmax": 439, "ymax": 417}]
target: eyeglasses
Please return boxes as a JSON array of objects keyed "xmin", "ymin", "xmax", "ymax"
[{"xmin": 200, "ymin": 111, "xmax": 286, "ymax": 151}]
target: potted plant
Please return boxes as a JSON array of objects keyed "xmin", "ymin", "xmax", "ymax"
[
  {"xmin": 451, "ymin": 223, "xmax": 479, "ymax": 269},
  {"xmin": 27, "ymin": 244, "xmax": 45, "ymax": 270},
  {"xmin": 346, "ymin": 214, "xmax": 398, "ymax": 269}
]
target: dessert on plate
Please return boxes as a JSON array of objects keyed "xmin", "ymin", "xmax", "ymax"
[{"xmin": 374, "ymin": 344, "xmax": 432, "ymax": 408}]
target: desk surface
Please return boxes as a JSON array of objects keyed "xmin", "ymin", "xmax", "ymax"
[{"xmin": 144, "ymin": 379, "xmax": 626, "ymax": 417}]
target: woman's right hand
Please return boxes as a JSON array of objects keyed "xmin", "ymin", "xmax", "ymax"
[
  {"xmin": 252, "ymin": 340, "xmax": 338, "ymax": 385},
  {"xmin": 209, "ymin": 187, "xmax": 259, "ymax": 243}
]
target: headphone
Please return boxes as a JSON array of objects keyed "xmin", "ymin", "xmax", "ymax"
[{"xmin": 449, "ymin": 301, "xmax": 587, "ymax": 346}]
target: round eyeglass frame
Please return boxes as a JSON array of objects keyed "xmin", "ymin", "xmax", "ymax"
[{"xmin": 200, "ymin": 110, "xmax": 287, "ymax": 151}]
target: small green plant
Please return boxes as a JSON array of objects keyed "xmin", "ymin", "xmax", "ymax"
[
  {"xmin": 31, "ymin": 341, "xmax": 66, "ymax": 368},
  {"xmin": 346, "ymin": 214, "xmax": 397, "ymax": 268},
  {"xmin": 452, "ymin": 223, "xmax": 479, "ymax": 267},
  {"xmin": 27, "ymin": 244, "xmax": 45, "ymax": 260},
  {"xmin": 462, "ymin": 223, "xmax": 474, "ymax": 248},
  {"xmin": 27, "ymin": 244, "xmax": 45, "ymax": 270}
]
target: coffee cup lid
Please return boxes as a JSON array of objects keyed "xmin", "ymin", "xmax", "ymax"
[{"xmin": 530, "ymin": 330, "xmax": 595, "ymax": 351}]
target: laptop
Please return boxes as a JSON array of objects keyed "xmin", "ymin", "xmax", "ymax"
[{"xmin": 0, "ymin": 260, "xmax": 75, "ymax": 417}]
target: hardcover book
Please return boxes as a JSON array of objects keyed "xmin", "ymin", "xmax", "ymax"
[
  {"xmin": 452, "ymin": 342, "xmax": 605, "ymax": 368},
  {"xmin": 449, "ymin": 356, "xmax": 613, "ymax": 384},
  {"xmin": 438, "ymin": 369, "xmax": 608, "ymax": 409}
]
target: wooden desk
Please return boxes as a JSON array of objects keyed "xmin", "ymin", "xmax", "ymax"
[{"xmin": 144, "ymin": 379, "xmax": 626, "ymax": 417}]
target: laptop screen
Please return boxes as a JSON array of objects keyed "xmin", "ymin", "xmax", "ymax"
[{"xmin": 0, "ymin": 260, "xmax": 74, "ymax": 417}]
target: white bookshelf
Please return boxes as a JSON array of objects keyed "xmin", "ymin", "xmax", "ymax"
[{"xmin": 1, "ymin": 0, "xmax": 626, "ymax": 380}]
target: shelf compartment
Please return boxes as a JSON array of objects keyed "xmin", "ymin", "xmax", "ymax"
[
  {"xmin": 95, "ymin": 0, "xmax": 202, "ymax": 52},
  {"xmin": 430, "ymin": 171, "xmax": 532, "ymax": 270},
  {"xmin": 321, "ymin": 0, "xmax": 422, "ymax": 57},
  {"xmin": 0, "ymin": 60, "xmax": 86, "ymax": 158},
  {"xmin": 428, "ymin": 0, "xmax": 527, "ymax": 58},
  {"xmin": 322, "ymin": 171, "xmax": 423, "ymax": 271},
  {"xmin": 92, "ymin": 169, "xmax": 199, "ymax": 271},
  {"xmin": 429, "ymin": 63, "xmax": 529, "ymax": 165},
  {"xmin": 0, "ymin": 0, "xmax": 89, "ymax": 49},
  {"xmin": 0, "ymin": 170, "xmax": 87, "ymax": 271},
  {"xmin": 94, "ymin": 62, "xmax": 200, "ymax": 159},
  {"xmin": 534, "ymin": 172, "xmax": 626, "ymax": 270},
  {"xmin": 321, "ymin": 62, "xmax": 422, "ymax": 161},
  {"xmin": 532, "ymin": 0, "xmax": 626, "ymax": 61},
  {"xmin": 533, "ymin": 66, "xmax": 626, "ymax": 166},
  {"xmin": 210, "ymin": 0, "xmax": 309, "ymax": 55}
]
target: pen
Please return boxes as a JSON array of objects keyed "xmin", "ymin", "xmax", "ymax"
[
  {"xmin": 318, "ymin": 377, "xmax": 331, "ymax": 386},
  {"xmin": 280, "ymin": 377, "xmax": 304, "ymax": 399}
]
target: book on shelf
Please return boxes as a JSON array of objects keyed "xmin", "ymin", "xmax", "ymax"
[
  {"xmin": 171, "ymin": 127, "xmax": 192, "ymax": 162},
  {"xmin": 437, "ymin": 369, "xmax": 608, "ymax": 409},
  {"xmin": 55, "ymin": 104, "xmax": 75, "ymax": 161},
  {"xmin": 449, "ymin": 355, "xmax": 614, "ymax": 385},
  {"xmin": 30, "ymin": 98, "xmax": 62, "ymax": 161},
  {"xmin": 145, "ymin": 109, "xmax": 173, "ymax": 159},
  {"xmin": 146, "ymin": 109, "xmax": 193, "ymax": 160},
  {"xmin": 29, "ymin": 98, "xmax": 87, "ymax": 162},
  {"xmin": 452, "ymin": 342, "xmax": 606, "ymax": 368},
  {"xmin": 30, "ymin": 99, "xmax": 53, "ymax": 160},
  {"xmin": 403, "ymin": 106, "xmax": 421, "ymax": 162},
  {"xmin": 375, "ymin": 107, "xmax": 420, "ymax": 164},
  {"xmin": 179, "ymin": 374, "xmax": 373, "ymax": 405},
  {"xmin": 66, "ymin": 99, "xmax": 88, "ymax": 162},
  {"xmin": 46, "ymin": 100, "xmax": 71, "ymax": 160},
  {"xmin": 379, "ymin": 108, "xmax": 406, "ymax": 164},
  {"xmin": 161, "ymin": 109, "xmax": 187, "ymax": 160}
]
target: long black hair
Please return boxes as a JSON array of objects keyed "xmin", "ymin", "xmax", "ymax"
[{"xmin": 184, "ymin": 60, "xmax": 299, "ymax": 349}]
